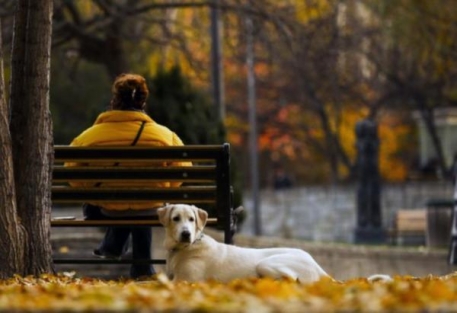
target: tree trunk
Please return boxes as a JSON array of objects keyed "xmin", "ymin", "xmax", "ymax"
[
  {"xmin": 105, "ymin": 20, "xmax": 129, "ymax": 79},
  {"xmin": 309, "ymin": 95, "xmax": 341, "ymax": 183},
  {"xmin": 9, "ymin": 0, "xmax": 54, "ymax": 275},
  {"xmin": 77, "ymin": 19, "xmax": 129, "ymax": 79},
  {"xmin": 416, "ymin": 98, "xmax": 448, "ymax": 179},
  {"xmin": 0, "ymin": 18, "xmax": 27, "ymax": 279}
]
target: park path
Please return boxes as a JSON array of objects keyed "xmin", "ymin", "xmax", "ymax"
[{"xmin": 51, "ymin": 206, "xmax": 453, "ymax": 280}]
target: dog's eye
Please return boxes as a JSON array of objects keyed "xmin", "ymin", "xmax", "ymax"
[
  {"xmin": 189, "ymin": 217, "xmax": 195, "ymax": 222},
  {"xmin": 172, "ymin": 216, "xmax": 180, "ymax": 222}
]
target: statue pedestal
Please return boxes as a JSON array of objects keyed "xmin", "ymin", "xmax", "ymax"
[{"xmin": 354, "ymin": 226, "xmax": 386, "ymax": 244}]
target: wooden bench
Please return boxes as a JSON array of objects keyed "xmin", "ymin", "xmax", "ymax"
[
  {"xmin": 51, "ymin": 143, "xmax": 234, "ymax": 265},
  {"xmin": 391, "ymin": 209, "xmax": 427, "ymax": 245}
]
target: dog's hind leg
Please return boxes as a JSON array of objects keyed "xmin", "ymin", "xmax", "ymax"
[
  {"xmin": 256, "ymin": 261, "xmax": 298, "ymax": 281},
  {"xmin": 256, "ymin": 255, "xmax": 301, "ymax": 281},
  {"xmin": 256, "ymin": 254, "xmax": 325, "ymax": 283}
]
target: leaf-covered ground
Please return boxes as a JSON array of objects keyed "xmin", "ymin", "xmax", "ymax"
[{"xmin": 1, "ymin": 272, "xmax": 457, "ymax": 312}]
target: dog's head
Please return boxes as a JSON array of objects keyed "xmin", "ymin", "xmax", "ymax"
[{"xmin": 157, "ymin": 204, "xmax": 208, "ymax": 249}]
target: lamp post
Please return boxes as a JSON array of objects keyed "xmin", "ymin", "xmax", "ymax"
[
  {"xmin": 210, "ymin": 0, "xmax": 225, "ymax": 120},
  {"xmin": 246, "ymin": 16, "xmax": 261, "ymax": 236}
]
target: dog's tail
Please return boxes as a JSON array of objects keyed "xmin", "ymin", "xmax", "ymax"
[
  {"xmin": 330, "ymin": 274, "xmax": 393, "ymax": 284},
  {"xmin": 367, "ymin": 274, "xmax": 393, "ymax": 283}
]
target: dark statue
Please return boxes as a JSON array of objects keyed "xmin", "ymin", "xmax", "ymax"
[{"xmin": 354, "ymin": 119, "xmax": 386, "ymax": 243}]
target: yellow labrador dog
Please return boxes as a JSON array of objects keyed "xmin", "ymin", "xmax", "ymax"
[{"xmin": 157, "ymin": 204, "xmax": 330, "ymax": 283}]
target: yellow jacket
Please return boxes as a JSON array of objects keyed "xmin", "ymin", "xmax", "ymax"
[{"xmin": 67, "ymin": 110, "xmax": 190, "ymax": 210}]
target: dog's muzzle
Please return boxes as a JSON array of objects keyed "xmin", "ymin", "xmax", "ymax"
[{"xmin": 180, "ymin": 230, "xmax": 191, "ymax": 243}]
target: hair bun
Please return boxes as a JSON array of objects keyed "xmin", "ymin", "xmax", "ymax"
[{"xmin": 111, "ymin": 73, "xmax": 149, "ymax": 110}]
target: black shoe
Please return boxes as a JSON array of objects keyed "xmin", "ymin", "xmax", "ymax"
[
  {"xmin": 120, "ymin": 251, "xmax": 133, "ymax": 260},
  {"xmin": 92, "ymin": 248, "xmax": 122, "ymax": 260},
  {"xmin": 130, "ymin": 266, "xmax": 155, "ymax": 279},
  {"xmin": 133, "ymin": 275, "xmax": 156, "ymax": 282}
]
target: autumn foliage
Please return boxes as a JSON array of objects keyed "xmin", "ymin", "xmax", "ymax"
[
  {"xmin": 1, "ymin": 272, "xmax": 456, "ymax": 312},
  {"xmin": 40, "ymin": 0, "xmax": 457, "ymax": 183}
]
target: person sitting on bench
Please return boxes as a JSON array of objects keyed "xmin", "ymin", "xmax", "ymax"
[{"xmin": 66, "ymin": 73, "xmax": 190, "ymax": 279}]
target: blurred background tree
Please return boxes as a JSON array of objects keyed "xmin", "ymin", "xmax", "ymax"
[
  {"xmin": 148, "ymin": 65, "xmax": 225, "ymax": 145},
  {"xmin": 364, "ymin": 0, "xmax": 457, "ymax": 179},
  {"xmin": 2, "ymin": 0, "xmax": 457, "ymax": 188}
]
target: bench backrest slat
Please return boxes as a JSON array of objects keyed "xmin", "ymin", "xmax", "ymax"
[
  {"xmin": 52, "ymin": 187, "xmax": 217, "ymax": 203},
  {"xmin": 54, "ymin": 145, "xmax": 227, "ymax": 162},
  {"xmin": 53, "ymin": 166, "xmax": 216, "ymax": 182}
]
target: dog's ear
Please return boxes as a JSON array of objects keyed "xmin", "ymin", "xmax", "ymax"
[
  {"xmin": 195, "ymin": 207, "xmax": 208, "ymax": 231},
  {"xmin": 157, "ymin": 205, "xmax": 172, "ymax": 226}
]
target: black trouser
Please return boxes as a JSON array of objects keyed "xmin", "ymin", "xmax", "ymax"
[{"xmin": 83, "ymin": 205, "xmax": 155, "ymax": 278}]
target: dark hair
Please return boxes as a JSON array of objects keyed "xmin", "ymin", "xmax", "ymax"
[{"xmin": 111, "ymin": 73, "xmax": 149, "ymax": 110}]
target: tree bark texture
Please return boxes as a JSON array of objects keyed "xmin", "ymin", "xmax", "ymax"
[
  {"xmin": 9, "ymin": 0, "xmax": 54, "ymax": 275},
  {"xmin": 0, "ymin": 18, "xmax": 27, "ymax": 279}
]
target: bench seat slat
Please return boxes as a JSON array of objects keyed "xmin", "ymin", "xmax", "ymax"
[
  {"xmin": 50, "ymin": 217, "xmax": 218, "ymax": 227},
  {"xmin": 53, "ymin": 259, "xmax": 167, "ymax": 265}
]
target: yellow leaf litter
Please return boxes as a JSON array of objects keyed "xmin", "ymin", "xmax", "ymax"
[{"xmin": 0, "ymin": 272, "xmax": 456, "ymax": 312}]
